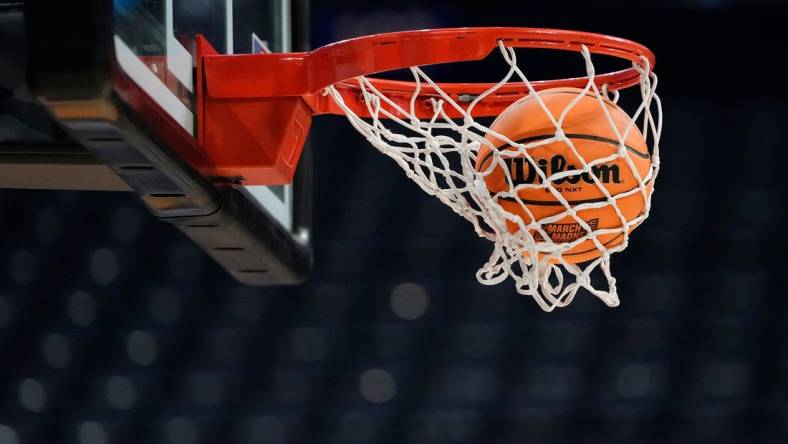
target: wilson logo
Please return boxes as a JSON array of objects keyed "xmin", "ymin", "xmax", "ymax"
[{"xmin": 502, "ymin": 155, "xmax": 621, "ymax": 185}]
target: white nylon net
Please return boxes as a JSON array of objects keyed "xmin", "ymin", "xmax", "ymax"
[{"xmin": 324, "ymin": 43, "xmax": 662, "ymax": 311}]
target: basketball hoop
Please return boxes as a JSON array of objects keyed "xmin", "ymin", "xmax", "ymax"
[{"xmin": 196, "ymin": 28, "xmax": 662, "ymax": 310}]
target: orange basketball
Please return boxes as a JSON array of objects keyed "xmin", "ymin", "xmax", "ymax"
[{"xmin": 475, "ymin": 87, "xmax": 652, "ymax": 264}]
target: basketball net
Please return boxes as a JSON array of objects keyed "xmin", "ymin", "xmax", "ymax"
[{"xmin": 324, "ymin": 43, "xmax": 661, "ymax": 311}]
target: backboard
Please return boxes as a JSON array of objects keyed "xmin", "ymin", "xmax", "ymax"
[
  {"xmin": 114, "ymin": 0, "xmax": 299, "ymax": 232},
  {"xmin": 3, "ymin": 0, "xmax": 312, "ymax": 284}
]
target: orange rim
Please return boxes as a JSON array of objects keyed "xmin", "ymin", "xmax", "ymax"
[{"xmin": 202, "ymin": 27, "xmax": 656, "ymax": 118}]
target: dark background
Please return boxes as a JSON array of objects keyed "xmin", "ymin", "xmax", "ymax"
[{"xmin": 2, "ymin": 1, "xmax": 788, "ymax": 443}]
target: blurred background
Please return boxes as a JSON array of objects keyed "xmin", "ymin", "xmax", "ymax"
[{"xmin": 2, "ymin": 0, "xmax": 788, "ymax": 443}]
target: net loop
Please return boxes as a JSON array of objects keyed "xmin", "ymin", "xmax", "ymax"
[{"xmin": 324, "ymin": 39, "xmax": 661, "ymax": 311}]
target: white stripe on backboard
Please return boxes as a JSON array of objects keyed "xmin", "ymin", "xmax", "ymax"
[
  {"xmin": 281, "ymin": 0, "xmax": 291, "ymax": 52},
  {"xmin": 114, "ymin": 36, "xmax": 194, "ymax": 135},
  {"xmin": 243, "ymin": 185, "xmax": 293, "ymax": 231},
  {"xmin": 226, "ymin": 0, "xmax": 234, "ymax": 54},
  {"xmin": 165, "ymin": 0, "xmax": 193, "ymax": 92}
]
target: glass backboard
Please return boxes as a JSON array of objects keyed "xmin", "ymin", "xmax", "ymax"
[{"xmin": 113, "ymin": 0, "xmax": 297, "ymax": 232}]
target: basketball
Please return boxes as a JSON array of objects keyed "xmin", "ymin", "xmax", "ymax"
[{"xmin": 475, "ymin": 87, "xmax": 652, "ymax": 264}]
